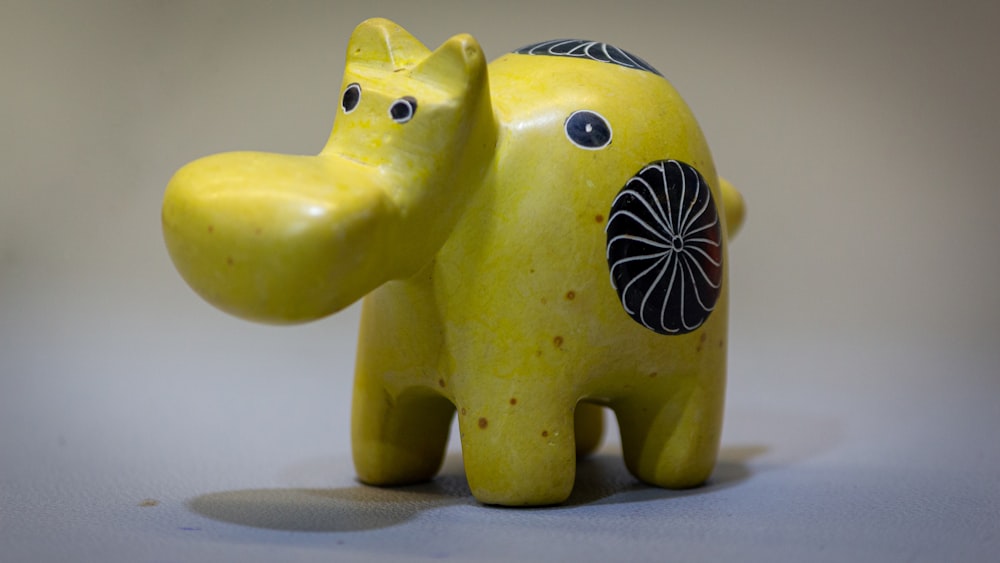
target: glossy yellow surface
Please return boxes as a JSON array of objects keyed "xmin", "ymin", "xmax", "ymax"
[{"xmin": 163, "ymin": 18, "xmax": 745, "ymax": 506}]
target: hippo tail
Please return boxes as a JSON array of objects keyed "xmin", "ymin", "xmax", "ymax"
[{"xmin": 719, "ymin": 177, "xmax": 745, "ymax": 239}]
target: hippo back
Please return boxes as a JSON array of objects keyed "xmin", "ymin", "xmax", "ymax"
[{"xmin": 425, "ymin": 39, "xmax": 729, "ymax": 387}]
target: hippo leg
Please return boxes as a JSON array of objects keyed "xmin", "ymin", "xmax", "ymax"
[
  {"xmin": 574, "ymin": 402, "xmax": 605, "ymax": 458},
  {"xmin": 456, "ymin": 385, "xmax": 578, "ymax": 506},
  {"xmin": 613, "ymin": 374, "xmax": 724, "ymax": 489},
  {"xmin": 351, "ymin": 382, "xmax": 454, "ymax": 486},
  {"xmin": 350, "ymin": 291, "xmax": 454, "ymax": 486}
]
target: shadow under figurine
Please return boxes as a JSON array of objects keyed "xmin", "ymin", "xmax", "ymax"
[{"xmin": 162, "ymin": 18, "xmax": 746, "ymax": 506}]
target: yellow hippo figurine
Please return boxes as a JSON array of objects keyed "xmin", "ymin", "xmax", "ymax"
[{"xmin": 162, "ymin": 18, "xmax": 746, "ymax": 506}]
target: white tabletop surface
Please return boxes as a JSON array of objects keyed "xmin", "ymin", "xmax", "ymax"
[{"xmin": 3, "ymin": 1, "xmax": 998, "ymax": 561}]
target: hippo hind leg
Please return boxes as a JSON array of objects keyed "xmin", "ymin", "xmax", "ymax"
[{"xmin": 612, "ymin": 377, "xmax": 724, "ymax": 489}]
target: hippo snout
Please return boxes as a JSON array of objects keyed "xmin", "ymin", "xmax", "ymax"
[{"xmin": 162, "ymin": 151, "xmax": 396, "ymax": 324}]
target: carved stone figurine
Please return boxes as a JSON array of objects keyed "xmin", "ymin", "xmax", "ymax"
[{"xmin": 162, "ymin": 18, "xmax": 745, "ymax": 506}]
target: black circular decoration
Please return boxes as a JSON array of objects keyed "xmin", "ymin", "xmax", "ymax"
[
  {"xmin": 606, "ymin": 160, "xmax": 723, "ymax": 335},
  {"xmin": 565, "ymin": 110, "xmax": 612, "ymax": 149},
  {"xmin": 342, "ymin": 83, "xmax": 361, "ymax": 113},
  {"xmin": 513, "ymin": 39, "xmax": 662, "ymax": 76},
  {"xmin": 389, "ymin": 96, "xmax": 417, "ymax": 123}
]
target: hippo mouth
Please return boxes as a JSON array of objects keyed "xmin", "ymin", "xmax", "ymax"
[{"xmin": 162, "ymin": 150, "xmax": 397, "ymax": 324}]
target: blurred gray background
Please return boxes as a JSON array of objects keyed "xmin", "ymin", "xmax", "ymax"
[{"xmin": 2, "ymin": 1, "xmax": 998, "ymax": 562}]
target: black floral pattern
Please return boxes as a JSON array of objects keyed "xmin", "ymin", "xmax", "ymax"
[
  {"xmin": 606, "ymin": 160, "xmax": 723, "ymax": 334},
  {"xmin": 513, "ymin": 39, "xmax": 661, "ymax": 76}
]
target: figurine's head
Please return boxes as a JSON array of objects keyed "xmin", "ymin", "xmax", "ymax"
[
  {"xmin": 323, "ymin": 19, "xmax": 491, "ymax": 172},
  {"xmin": 162, "ymin": 19, "xmax": 492, "ymax": 324}
]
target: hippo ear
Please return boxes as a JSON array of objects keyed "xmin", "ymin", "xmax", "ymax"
[
  {"xmin": 346, "ymin": 18, "xmax": 430, "ymax": 69},
  {"xmin": 411, "ymin": 33, "xmax": 487, "ymax": 94}
]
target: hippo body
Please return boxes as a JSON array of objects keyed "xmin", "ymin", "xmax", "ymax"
[{"xmin": 163, "ymin": 19, "xmax": 745, "ymax": 506}]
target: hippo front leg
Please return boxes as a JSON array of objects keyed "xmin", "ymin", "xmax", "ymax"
[
  {"xmin": 350, "ymin": 285, "xmax": 455, "ymax": 486},
  {"xmin": 351, "ymin": 380, "xmax": 454, "ymax": 486},
  {"xmin": 455, "ymin": 379, "xmax": 581, "ymax": 506}
]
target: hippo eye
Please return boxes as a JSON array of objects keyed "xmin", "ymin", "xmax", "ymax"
[
  {"xmin": 342, "ymin": 83, "xmax": 361, "ymax": 113},
  {"xmin": 389, "ymin": 96, "xmax": 417, "ymax": 123},
  {"xmin": 565, "ymin": 110, "xmax": 612, "ymax": 149}
]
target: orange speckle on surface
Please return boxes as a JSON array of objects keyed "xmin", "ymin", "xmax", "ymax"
[
  {"xmin": 553, "ymin": 335, "xmax": 564, "ymax": 348},
  {"xmin": 207, "ymin": 225, "xmax": 214, "ymax": 233},
  {"xmin": 649, "ymin": 372, "xmax": 658, "ymax": 378},
  {"xmin": 541, "ymin": 430, "xmax": 549, "ymax": 438},
  {"xmin": 438, "ymin": 378, "xmax": 446, "ymax": 388},
  {"xmin": 565, "ymin": 290, "xmax": 576, "ymax": 300},
  {"xmin": 595, "ymin": 214, "xmax": 604, "ymax": 223},
  {"xmin": 254, "ymin": 227, "xmax": 262, "ymax": 235},
  {"xmin": 509, "ymin": 397, "xmax": 518, "ymax": 405},
  {"xmin": 478, "ymin": 417, "xmax": 488, "ymax": 429},
  {"xmin": 226, "ymin": 257, "xmax": 234, "ymax": 266},
  {"xmin": 460, "ymin": 407, "xmax": 467, "ymax": 416},
  {"xmin": 540, "ymin": 297, "xmax": 548, "ymax": 305},
  {"xmin": 138, "ymin": 499, "xmax": 159, "ymax": 507}
]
